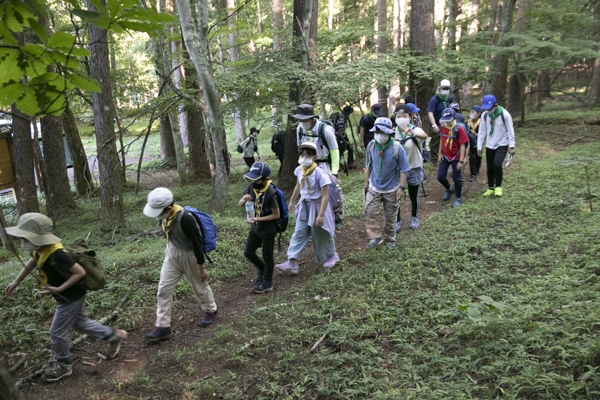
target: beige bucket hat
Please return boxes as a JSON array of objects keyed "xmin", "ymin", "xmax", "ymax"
[{"xmin": 5, "ymin": 213, "xmax": 61, "ymax": 246}]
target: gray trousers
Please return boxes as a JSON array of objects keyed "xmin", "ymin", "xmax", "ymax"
[{"xmin": 50, "ymin": 295, "xmax": 113, "ymax": 360}]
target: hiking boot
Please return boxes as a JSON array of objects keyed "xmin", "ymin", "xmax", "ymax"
[
  {"xmin": 106, "ymin": 329, "xmax": 127, "ymax": 359},
  {"xmin": 253, "ymin": 271, "xmax": 264, "ymax": 286},
  {"xmin": 395, "ymin": 221, "xmax": 402, "ymax": 233},
  {"xmin": 409, "ymin": 216, "xmax": 419, "ymax": 229},
  {"xmin": 442, "ymin": 185, "xmax": 454, "ymax": 201},
  {"xmin": 365, "ymin": 238, "xmax": 382, "ymax": 249},
  {"xmin": 469, "ymin": 175, "xmax": 476, "ymax": 182},
  {"xmin": 41, "ymin": 358, "xmax": 72, "ymax": 383},
  {"xmin": 200, "ymin": 310, "xmax": 218, "ymax": 327},
  {"xmin": 144, "ymin": 326, "xmax": 172, "ymax": 343},
  {"xmin": 483, "ymin": 188, "xmax": 494, "ymax": 196},
  {"xmin": 323, "ymin": 253, "xmax": 340, "ymax": 268},
  {"xmin": 453, "ymin": 198, "xmax": 462, "ymax": 207},
  {"xmin": 252, "ymin": 281, "xmax": 273, "ymax": 294},
  {"xmin": 276, "ymin": 259, "xmax": 299, "ymax": 274},
  {"xmin": 494, "ymin": 187, "xmax": 503, "ymax": 197},
  {"xmin": 385, "ymin": 242, "xmax": 395, "ymax": 249}
]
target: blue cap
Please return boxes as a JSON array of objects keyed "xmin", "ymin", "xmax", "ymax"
[
  {"xmin": 470, "ymin": 105, "xmax": 482, "ymax": 113},
  {"xmin": 439, "ymin": 108, "xmax": 456, "ymax": 122},
  {"xmin": 481, "ymin": 95, "xmax": 497, "ymax": 110},
  {"xmin": 407, "ymin": 103, "xmax": 420, "ymax": 113},
  {"xmin": 244, "ymin": 162, "xmax": 271, "ymax": 181},
  {"xmin": 369, "ymin": 117, "xmax": 394, "ymax": 134},
  {"xmin": 450, "ymin": 102, "xmax": 460, "ymax": 112}
]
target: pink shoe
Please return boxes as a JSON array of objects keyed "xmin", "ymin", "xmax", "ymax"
[
  {"xmin": 323, "ymin": 253, "xmax": 340, "ymax": 268},
  {"xmin": 276, "ymin": 259, "xmax": 299, "ymax": 274}
]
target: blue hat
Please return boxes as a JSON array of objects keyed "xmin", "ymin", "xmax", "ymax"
[
  {"xmin": 244, "ymin": 162, "xmax": 271, "ymax": 181},
  {"xmin": 407, "ymin": 103, "xmax": 420, "ymax": 113},
  {"xmin": 470, "ymin": 105, "xmax": 482, "ymax": 113},
  {"xmin": 439, "ymin": 108, "xmax": 456, "ymax": 122},
  {"xmin": 450, "ymin": 102, "xmax": 461, "ymax": 112},
  {"xmin": 371, "ymin": 103, "xmax": 383, "ymax": 117},
  {"xmin": 481, "ymin": 95, "xmax": 497, "ymax": 110},
  {"xmin": 369, "ymin": 117, "xmax": 394, "ymax": 134}
]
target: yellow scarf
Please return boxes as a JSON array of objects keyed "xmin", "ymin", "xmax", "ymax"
[
  {"xmin": 468, "ymin": 118, "xmax": 480, "ymax": 132},
  {"xmin": 300, "ymin": 163, "xmax": 317, "ymax": 191},
  {"xmin": 35, "ymin": 243, "xmax": 66, "ymax": 289},
  {"xmin": 161, "ymin": 204, "xmax": 184, "ymax": 239},
  {"xmin": 253, "ymin": 179, "xmax": 272, "ymax": 217},
  {"xmin": 444, "ymin": 120, "xmax": 457, "ymax": 147}
]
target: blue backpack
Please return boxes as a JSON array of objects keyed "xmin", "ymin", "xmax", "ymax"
[
  {"xmin": 265, "ymin": 185, "xmax": 289, "ymax": 251},
  {"xmin": 183, "ymin": 206, "xmax": 218, "ymax": 263}
]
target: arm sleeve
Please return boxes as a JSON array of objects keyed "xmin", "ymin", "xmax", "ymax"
[
  {"xmin": 180, "ymin": 213, "xmax": 206, "ymax": 265},
  {"xmin": 426, "ymin": 97, "xmax": 437, "ymax": 113},
  {"xmin": 477, "ymin": 114, "xmax": 488, "ymax": 150},
  {"xmin": 323, "ymin": 125, "xmax": 340, "ymax": 174},
  {"xmin": 396, "ymin": 144, "xmax": 411, "ymax": 174},
  {"xmin": 365, "ymin": 142, "xmax": 372, "ymax": 169},
  {"xmin": 505, "ymin": 111, "xmax": 516, "ymax": 147},
  {"xmin": 53, "ymin": 250, "xmax": 76, "ymax": 273}
]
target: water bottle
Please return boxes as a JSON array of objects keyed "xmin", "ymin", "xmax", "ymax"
[{"xmin": 245, "ymin": 201, "xmax": 255, "ymax": 221}]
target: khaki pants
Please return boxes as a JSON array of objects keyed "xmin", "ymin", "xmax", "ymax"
[
  {"xmin": 365, "ymin": 190, "xmax": 399, "ymax": 244},
  {"xmin": 156, "ymin": 245, "xmax": 217, "ymax": 327}
]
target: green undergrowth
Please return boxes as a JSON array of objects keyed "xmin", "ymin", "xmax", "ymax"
[{"xmin": 172, "ymin": 133, "xmax": 600, "ymax": 399}]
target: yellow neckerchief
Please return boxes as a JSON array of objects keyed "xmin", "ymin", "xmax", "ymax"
[
  {"xmin": 253, "ymin": 179, "xmax": 272, "ymax": 217},
  {"xmin": 161, "ymin": 204, "xmax": 184, "ymax": 239},
  {"xmin": 468, "ymin": 117, "xmax": 480, "ymax": 132},
  {"xmin": 34, "ymin": 243, "xmax": 66, "ymax": 289},
  {"xmin": 444, "ymin": 120, "xmax": 457, "ymax": 147},
  {"xmin": 300, "ymin": 162, "xmax": 317, "ymax": 191}
]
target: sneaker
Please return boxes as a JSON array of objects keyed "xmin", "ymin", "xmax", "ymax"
[
  {"xmin": 276, "ymin": 259, "xmax": 299, "ymax": 274},
  {"xmin": 144, "ymin": 326, "xmax": 172, "ymax": 343},
  {"xmin": 106, "ymin": 329, "xmax": 127, "ymax": 358},
  {"xmin": 494, "ymin": 187, "xmax": 503, "ymax": 197},
  {"xmin": 200, "ymin": 310, "xmax": 218, "ymax": 327},
  {"xmin": 385, "ymin": 242, "xmax": 395, "ymax": 249},
  {"xmin": 335, "ymin": 222, "xmax": 343, "ymax": 229},
  {"xmin": 41, "ymin": 358, "xmax": 72, "ymax": 383},
  {"xmin": 483, "ymin": 188, "xmax": 495, "ymax": 196},
  {"xmin": 469, "ymin": 175, "xmax": 476, "ymax": 182},
  {"xmin": 253, "ymin": 272, "xmax": 264, "ymax": 286},
  {"xmin": 252, "ymin": 281, "xmax": 273, "ymax": 294},
  {"xmin": 365, "ymin": 238, "xmax": 382, "ymax": 249},
  {"xmin": 453, "ymin": 198, "xmax": 462, "ymax": 207},
  {"xmin": 442, "ymin": 185, "xmax": 455, "ymax": 201},
  {"xmin": 409, "ymin": 216, "xmax": 419, "ymax": 229},
  {"xmin": 395, "ymin": 221, "xmax": 402, "ymax": 233},
  {"xmin": 323, "ymin": 253, "xmax": 340, "ymax": 268}
]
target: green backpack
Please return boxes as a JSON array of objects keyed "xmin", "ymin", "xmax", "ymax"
[{"xmin": 55, "ymin": 239, "xmax": 107, "ymax": 291}]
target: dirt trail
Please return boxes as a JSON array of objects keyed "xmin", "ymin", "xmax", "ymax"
[{"xmin": 17, "ymin": 165, "xmax": 487, "ymax": 399}]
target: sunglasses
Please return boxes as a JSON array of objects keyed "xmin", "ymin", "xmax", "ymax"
[{"xmin": 441, "ymin": 87, "xmax": 450, "ymax": 90}]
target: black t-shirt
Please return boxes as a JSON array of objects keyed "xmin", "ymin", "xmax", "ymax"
[
  {"xmin": 37, "ymin": 250, "xmax": 86, "ymax": 303},
  {"xmin": 243, "ymin": 185, "xmax": 279, "ymax": 236},
  {"xmin": 360, "ymin": 113, "xmax": 377, "ymax": 146}
]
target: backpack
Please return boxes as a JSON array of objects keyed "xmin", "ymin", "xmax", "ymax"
[
  {"xmin": 313, "ymin": 167, "xmax": 341, "ymax": 214},
  {"xmin": 264, "ymin": 185, "xmax": 289, "ymax": 251},
  {"xmin": 236, "ymin": 144, "xmax": 244, "ymax": 153},
  {"xmin": 298, "ymin": 119, "xmax": 335, "ymax": 165},
  {"xmin": 183, "ymin": 206, "xmax": 218, "ymax": 263},
  {"xmin": 56, "ymin": 239, "xmax": 106, "ymax": 291}
]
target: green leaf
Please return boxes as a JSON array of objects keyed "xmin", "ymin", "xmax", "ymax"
[
  {"xmin": 16, "ymin": 87, "xmax": 41, "ymax": 115},
  {"xmin": 477, "ymin": 295, "xmax": 494, "ymax": 304},
  {"xmin": 119, "ymin": 9, "xmax": 175, "ymax": 23},
  {"xmin": 467, "ymin": 306, "xmax": 481, "ymax": 320},
  {"xmin": 0, "ymin": 83, "xmax": 26, "ymax": 107},
  {"xmin": 21, "ymin": 44, "xmax": 45, "ymax": 58},
  {"xmin": 0, "ymin": 24, "xmax": 19, "ymax": 46},
  {"xmin": 67, "ymin": 73, "xmax": 102, "ymax": 93},
  {"xmin": 47, "ymin": 32, "xmax": 76, "ymax": 51},
  {"xmin": 27, "ymin": 18, "xmax": 47, "ymax": 44},
  {"xmin": 70, "ymin": 9, "xmax": 103, "ymax": 21},
  {"xmin": 0, "ymin": 50, "xmax": 25, "ymax": 85}
]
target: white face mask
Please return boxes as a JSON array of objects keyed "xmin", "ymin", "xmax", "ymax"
[
  {"xmin": 298, "ymin": 156, "xmax": 314, "ymax": 167},
  {"xmin": 299, "ymin": 121, "xmax": 313, "ymax": 131},
  {"xmin": 155, "ymin": 209, "xmax": 170, "ymax": 221},
  {"xmin": 21, "ymin": 240, "xmax": 38, "ymax": 252},
  {"xmin": 374, "ymin": 133, "xmax": 389, "ymax": 144},
  {"xmin": 440, "ymin": 89, "xmax": 450, "ymax": 96},
  {"xmin": 469, "ymin": 113, "xmax": 477, "ymax": 120},
  {"xmin": 395, "ymin": 117, "xmax": 410, "ymax": 127}
]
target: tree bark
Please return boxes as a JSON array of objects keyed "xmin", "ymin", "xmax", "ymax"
[
  {"xmin": 160, "ymin": 114, "xmax": 176, "ymax": 160},
  {"xmin": 227, "ymin": 0, "xmax": 246, "ymax": 142},
  {"xmin": 0, "ymin": 367, "xmax": 26, "ymax": 400},
  {"xmin": 409, "ymin": 0, "xmax": 435, "ymax": 123},
  {"xmin": 461, "ymin": 0, "xmax": 480, "ymax": 106},
  {"xmin": 40, "ymin": 112, "xmax": 75, "ymax": 218},
  {"xmin": 11, "ymin": 107, "xmax": 40, "ymax": 214},
  {"xmin": 535, "ymin": 70, "xmax": 551, "ymax": 111},
  {"xmin": 377, "ymin": 0, "xmax": 389, "ymax": 116},
  {"xmin": 588, "ymin": 55, "xmax": 600, "ymax": 104},
  {"xmin": 507, "ymin": 0, "xmax": 530, "ymax": 122},
  {"xmin": 62, "ymin": 99, "xmax": 93, "ymax": 196},
  {"xmin": 176, "ymin": 0, "xmax": 230, "ymax": 212},
  {"xmin": 273, "ymin": 0, "xmax": 283, "ymax": 51},
  {"xmin": 88, "ymin": 0, "xmax": 125, "ymax": 228},
  {"xmin": 488, "ymin": 0, "xmax": 516, "ymax": 105}
]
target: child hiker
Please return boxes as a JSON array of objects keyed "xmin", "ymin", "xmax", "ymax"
[
  {"xmin": 143, "ymin": 188, "xmax": 218, "ymax": 343},
  {"xmin": 467, "ymin": 105, "xmax": 483, "ymax": 182},
  {"xmin": 4, "ymin": 213, "xmax": 127, "ymax": 383},
  {"xmin": 238, "ymin": 162, "xmax": 280, "ymax": 294},
  {"xmin": 276, "ymin": 142, "xmax": 339, "ymax": 274},
  {"xmin": 365, "ymin": 117, "xmax": 410, "ymax": 249},
  {"xmin": 437, "ymin": 108, "xmax": 469, "ymax": 207}
]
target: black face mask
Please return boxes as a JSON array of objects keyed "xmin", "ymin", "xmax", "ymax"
[{"xmin": 252, "ymin": 181, "xmax": 264, "ymax": 189}]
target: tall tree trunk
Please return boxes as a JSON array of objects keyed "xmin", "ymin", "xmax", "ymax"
[
  {"xmin": 176, "ymin": 0, "xmax": 230, "ymax": 212},
  {"xmin": 88, "ymin": 0, "xmax": 125, "ymax": 228},
  {"xmin": 507, "ymin": 0, "xmax": 530, "ymax": 122},
  {"xmin": 40, "ymin": 113, "xmax": 75, "ymax": 218},
  {"xmin": 11, "ymin": 108, "xmax": 39, "ymax": 214},
  {"xmin": 409, "ymin": 0, "xmax": 435, "ymax": 123},
  {"xmin": 588, "ymin": 55, "xmax": 600, "ymax": 104},
  {"xmin": 535, "ymin": 70, "xmax": 551, "ymax": 111},
  {"xmin": 461, "ymin": 0, "xmax": 480, "ymax": 106},
  {"xmin": 488, "ymin": 0, "xmax": 516, "ymax": 105},
  {"xmin": 171, "ymin": 39, "xmax": 189, "ymax": 146},
  {"xmin": 328, "ymin": 0, "xmax": 334, "ymax": 30},
  {"xmin": 227, "ymin": 0, "xmax": 246, "ymax": 141},
  {"xmin": 160, "ymin": 114, "xmax": 176, "ymax": 159},
  {"xmin": 272, "ymin": 0, "xmax": 284, "ymax": 126},
  {"xmin": 377, "ymin": 0, "xmax": 389, "ymax": 116},
  {"xmin": 447, "ymin": 0, "xmax": 457, "ymax": 50},
  {"xmin": 63, "ymin": 100, "xmax": 93, "ymax": 196}
]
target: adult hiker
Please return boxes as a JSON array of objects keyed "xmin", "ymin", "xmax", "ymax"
[
  {"xmin": 359, "ymin": 103, "xmax": 383, "ymax": 148},
  {"xmin": 4, "ymin": 213, "xmax": 127, "ymax": 383},
  {"xmin": 143, "ymin": 187, "xmax": 218, "ymax": 343},
  {"xmin": 477, "ymin": 94, "xmax": 516, "ymax": 197},
  {"xmin": 240, "ymin": 127, "xmax": 261, "ymax": 171},
  {"xmin": 364, "ymin": 117, "xmax": 410, "ymax": 249},
  {"xmin": 427, "ymin": 79, "xmax": 454, "ymax": 163},
  {"xmin": 393, "ymin": 104, "xmax": 428, "ymax": 230}
]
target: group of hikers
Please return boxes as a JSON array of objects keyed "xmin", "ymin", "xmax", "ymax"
[{"xmin": 2, "ymin": 79, "xmax": 515, "ymax": 384}]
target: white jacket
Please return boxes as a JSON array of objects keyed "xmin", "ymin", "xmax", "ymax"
[
  {"xmin": 240, "ymin": 135, "xmax": 259, "ymax": 158},
  {"xmin": 477, "ymin": 109, "xmax": 516, "ymax": 150}
]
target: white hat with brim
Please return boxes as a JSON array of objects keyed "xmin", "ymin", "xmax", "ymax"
[
  {"xmin": 143, "ymin": 187, "xmax": 174, "ymax": 218},
  {"xmin": 5, "ymin": 213, "xmax": 61, "ymax": 246}
]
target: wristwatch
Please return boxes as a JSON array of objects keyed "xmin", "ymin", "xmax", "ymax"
[{"xmin": 399, "ymin": 185, "xmax": 406, "ymax": 190}]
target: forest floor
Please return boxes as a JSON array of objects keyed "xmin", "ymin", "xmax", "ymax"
[{"xmin": 16, "ymin": 159, "xmax": 489, "ymax": 400}]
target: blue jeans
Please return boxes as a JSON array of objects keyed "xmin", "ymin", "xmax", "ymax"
[
  {"xmin": 437, "ymin": 159, "xmax": 463, "ymax": 198},
  {"xmin": 287, "ymin": 217, "xmax": 336, "ymax": 263}
]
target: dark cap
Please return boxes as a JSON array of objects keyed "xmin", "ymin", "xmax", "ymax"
[
  {"xmin": 249, "ymin": 127, "xmax": 259, "ymax": 134},
  {"xmin": 371, "ymin": 103, "xmax": 382, "ymax": 116},
  {"xmin": 394, "ymin": 104, "xmax": 411, "ymax": 114},
  {"xmin": 291, "ymin": 104, "xmax": 316, "ymax": 120},
  {"xmin": 244, "ymin": 162, "xmax": 271, "ymax": 181},
  {"xmin": 439, "ymin": 108, "xmax": 456, "ymax": 122}
]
